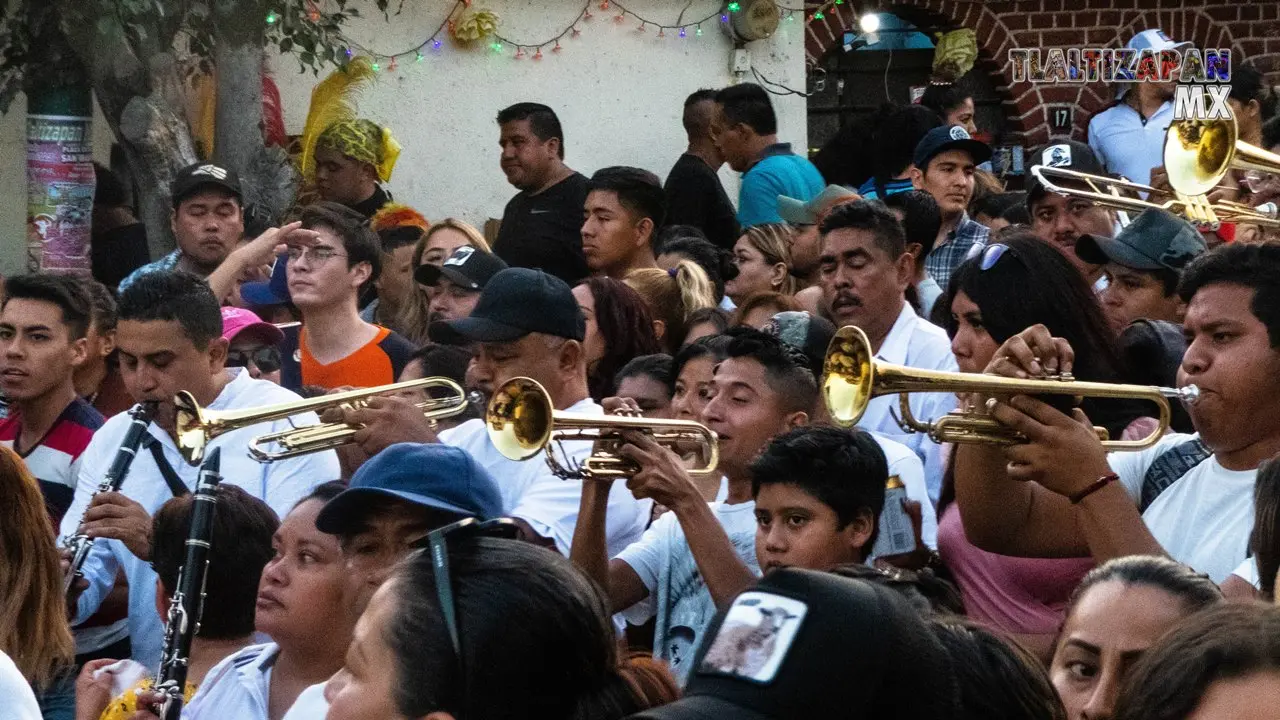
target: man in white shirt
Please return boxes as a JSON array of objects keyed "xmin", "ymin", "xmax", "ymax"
[
  {"xmin": 817, "ymin": 199, "xmax": 958, "ymax": 502},
  {"xmin": 1087, "ymin": 29, "xmax": 1191, "ymax": 189},
  {"xmin": 954, "ymin": 243, "xmax": 1280, "ymax": 585},
  {"xmin": 63, "ymin": 271, "xmax": 338, "ymax": 669},
  {"xmin": 341, "ymin": 267, "xmax": 650, "ymax": 557},
  {"xmin": 571, "ymin": 328, "xmax": 812, "ymax": 682}
]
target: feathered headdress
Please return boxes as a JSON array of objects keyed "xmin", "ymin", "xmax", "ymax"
[
  {"xmin": 299, "ymin": 56, "xmax": 377, "ymax": 179},
  {"xmin": 370, "ymin": 203, "xmax": 430, "ymax": 233}
]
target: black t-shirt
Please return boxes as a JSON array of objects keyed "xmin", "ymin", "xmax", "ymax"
[
  {"xmin": 663, "ymin": 153, "xmax": 740, "ymax": 250},
  {"xmin": 351, "ymin": 185, "xmax": 393, "ymax": 219},
  {"xmin": 495, "ymin": 172, "xmax": 590, "ymax": 285}
]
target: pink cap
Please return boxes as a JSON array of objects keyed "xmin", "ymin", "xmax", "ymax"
[{"xmin": 221, "ymin": 306, "xmax": 285, "ymax": 345}]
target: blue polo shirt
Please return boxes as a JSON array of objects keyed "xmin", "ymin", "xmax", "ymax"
[{"xmin": 737, "ymin": 143, "xmax": 825, "ymax": 228}]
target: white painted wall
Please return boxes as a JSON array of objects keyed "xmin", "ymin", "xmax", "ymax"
[{"xmin": 0, "ymin": 0, "xmax": 809, "ymax": 273}]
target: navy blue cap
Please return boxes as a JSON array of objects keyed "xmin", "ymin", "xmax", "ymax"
[
  {"xmin": 428, "ymin": 267, "xmax": 586, "ymax": 345},
  {"xmin": 912, "ymin": 125, "xmax": 992, "ymax": 170},
  {"xmin": 240, "ymin": 253, "xmax": 291, "ymax": 307},
  {"xmin": 314, "ymin": 443, "xmax": 503, "ymax": 534}
]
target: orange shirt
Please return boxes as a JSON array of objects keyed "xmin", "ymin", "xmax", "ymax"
[{"xmin": 300, "ymin": 326, "xmax": 417, "ymax": 389}]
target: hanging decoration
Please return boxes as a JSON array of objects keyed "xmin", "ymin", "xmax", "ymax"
[
  {"xmin": 287, "ymin": 1, "xmax": 815, "ymax": 69},
  {"xmin": 449, "ymin": 7, "xmax": 501, "ymax": 46}
]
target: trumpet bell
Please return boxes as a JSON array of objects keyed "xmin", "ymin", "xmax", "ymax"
[
  {"xmin": 487, "ymin": 377, "xmax": 554, "ymax": 462},
  {"xmin": 822, "ymin": 326, "xmax": 875, "ymax": 428}
]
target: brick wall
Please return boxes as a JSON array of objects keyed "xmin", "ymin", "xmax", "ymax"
[{"xmin": 805, "ymin": 0, "xmax": 1280, "ymax": 146}]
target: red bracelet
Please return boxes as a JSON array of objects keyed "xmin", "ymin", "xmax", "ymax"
[{"xmin": 1069, "ymin": 472, "xmax": 1120, "ymax": 504}]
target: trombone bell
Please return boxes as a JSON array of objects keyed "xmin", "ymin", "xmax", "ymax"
[
  {"xmin": 1166, "ymin": 111, "xmax": 1280, "ymax": 200},
  {"xmin": 822, "ymin": 326, "xmax": 1199, "ymax": 452},
  {"xmin": 486, "ymin": 376, "xmax": 719, "ymax": 480}
]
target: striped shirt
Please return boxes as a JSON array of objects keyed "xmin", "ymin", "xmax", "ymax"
[
  {"xmin": 924, "ymin": 213, "xmax": 989, "ymax": 294},
  {"xmin": 0, "ymin": 397, "xmax": 103, "ymax": 527}
]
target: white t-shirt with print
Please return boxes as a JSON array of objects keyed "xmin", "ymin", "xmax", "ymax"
[
  {"xmin": 0, "ymin": 651, "xmax": 41, "ymax": 720},
  {"xmin": 183, "ymin": 642, "xmax": 278, "ymax": 720},
  {"xmin": 616, "ymin": 499, "xmax": 760, "ymax": 684},
  {"xmin": 1110, "ymin": 433, "xmax": 1255, "ymax": 583}
]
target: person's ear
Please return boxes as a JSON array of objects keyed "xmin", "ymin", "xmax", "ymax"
[
  {"xmin": 547, "ymin": 136, "xmax": 562, "ymax": 159},
  {"xmin": 909, "ymin": 166, "xmax": 925, "ymax": 189},
  {"xmin": 170, "ymin": 209, "xmax": 180, "ymax": 238},
  {"xmin": 636, "ymin": 217, "xmax": 655, "ymax": 249},
  {"xmin": 769, "ymin": 262, "xmax": 788, "ymax": 290},
  {"xmin": 652, "ymin": 319, "xmax": 667, "ymax": 344},
  {"xmin": 69, "ymin": 336, "xmax": 90, "ymax": 369},
  {"xmin": 208, "ymin": 336, "xmax": 229, "ymax": 372},
  {"xmin": 845, "ymin": 508, "xmax": 876, "ymax": 557},
  {"xmin": 101, "ymin": 328, "xmax": 117, "ymax": 357},
  {"xmin": 894, "ymin": 251, "xmax": 914, "ymax": 291},
  {"xmin": 351, "ymin": 260, "xmax": 374, "ymax": 288},
  {"xmin": 905, "ymin": 242, "xmax": 923, "ymax": 261},
  {"xmin": 783, "ymin": 410, "xmax": 809, "ymax": 431},
  {"xmin": 560, "ymin": 339, "xmax": 584, "ymax": 374},
  {"xmin": 154, "ymin": 578, "xmax": 169, "ymax": 617}
]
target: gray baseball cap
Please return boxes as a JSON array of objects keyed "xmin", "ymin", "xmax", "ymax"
[{"xmin": 1074, "ymin": 208, "xmax": 1206, "ymax": 272}]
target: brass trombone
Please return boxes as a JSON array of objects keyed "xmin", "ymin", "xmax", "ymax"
[
  {"xmin": 822, "ymin": 326, "xmax": 1199, "ymax": 451},
  {"xmin": 1028, "ymin": 164, "xmax": 1280, "ymax": 229},
  {"xmin": 485, "ymin": 376, "xmax": 719, "ymax": 480},
  {"xmin": 175, "ymin": 377, "xmax": 474, "ymax": 464},
  {"xmin": 1165, "ymin": 111, "xmax": 1280, "ymax": 200}
]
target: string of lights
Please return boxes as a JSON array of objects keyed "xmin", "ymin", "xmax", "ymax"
[{"xmin": 275, "ymin": 0, "xmax": 809, "ymax": 69}]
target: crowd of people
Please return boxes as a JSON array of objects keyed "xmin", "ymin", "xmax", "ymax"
[{"xmin": 4, "ymin": 24, "xmax": 1280, "ymax": 720}]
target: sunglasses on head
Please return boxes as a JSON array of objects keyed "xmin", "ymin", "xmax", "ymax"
[
  {"xmin": 965, "ymin": 242, "xmax": 1015, "ymax": 271},
  {"xmin": 226, "ymin": 346, "xmax": 282, "ymax": 374},
  {"xmin": 415, "ymin": 517, "xmax": 520, "ymax": 700}
]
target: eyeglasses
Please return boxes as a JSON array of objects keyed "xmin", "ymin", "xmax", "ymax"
[
  {"xmin": 287, "ymin": 246, "xmax": 347, "ymax": 265},
  {"xmin": 416, "ymin": 517, "xmax": 519, "ymax": 703},
  {"xmin": 226, "ymin": 346, "xmax": 282, "ymax": 374}
]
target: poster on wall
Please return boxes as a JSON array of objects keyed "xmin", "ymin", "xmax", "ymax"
[{"xmin": 27, "ymin": 114, "xmax": 94, "ymax": 274}]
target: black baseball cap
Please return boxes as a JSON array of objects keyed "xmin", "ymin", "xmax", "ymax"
[
  {"xmin": 912, "ymin": 125, "xmax": 992, "ymax": 170},
  {"xmin": 629, "ymin": 568, "xmax": 959, "ymax": 720},
  {"xmin": 1026, "ymin": 140, "xmax": 1107, "ymax": 208},
  {"xmin": 415, "ymin": 246, "xmax": 509, "ymax": 290},
  {"xmin": 428, "ymin": 267, "xmax": 586, "ymax": 344},
  {"xmin": 1075, "ymin": 207, "xmax": 1207, "ymax": 272},
  {"xmin": 172, "ymin": 163, "xmax": 243, "ymax": 208}
]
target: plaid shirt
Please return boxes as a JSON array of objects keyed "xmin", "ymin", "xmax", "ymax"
[{"xmin": 924, "ymin": 213, "xmax": 989, "ymax": 293}]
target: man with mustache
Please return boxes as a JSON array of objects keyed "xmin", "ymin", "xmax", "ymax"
[
  {"xmin": 118, "ymin": 164, "xmax": 244, "ymax": 293},
  {"xmin": 909, "ymin": 125, "xmax": 992, "ymax": 293},
  {"xmin": 1026, "ymin": 140, "xmax": 1117, "ymax": 286},
  {"xmin": 817, "ymin": 199, "xmax": 958, "ymax": 503},
  {"xmin": 417, "ymin": 245, "xmax": 508, "ymax": 324},
  {"xmin": 494, "ymin": 102, "xmax": 590, "ymax": 285}
]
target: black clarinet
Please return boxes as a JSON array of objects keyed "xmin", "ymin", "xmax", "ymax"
[
  {"xmin": 152, "ymin": 447, "xmax": 222, "ymax": 720},
  {"xmin": 62, "ymin": 402, "xmax": 157, "ymax": 595}
]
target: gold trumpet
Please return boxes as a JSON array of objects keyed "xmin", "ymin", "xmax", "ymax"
[
  {"xmin": 175, "ymin": 377, "xmax": 475, "ymax": 464},
  {"xmin": 485, "ymin": 376, "xmax": 719, "ymax": 480},
  {"xmin": 822, "ymin": 326, "xmax": 1199, "ymax": 451},
  {"xmin": 1165, "ymin": 111, "xmax": 1280, "ymax": 201}
]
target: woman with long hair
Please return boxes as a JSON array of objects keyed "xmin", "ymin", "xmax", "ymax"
[
  {"xmin": 1052, "ymin": 556, "xmax": 1221, "ymax": 720},
  {"xmin": 919, "ymin": 62, "xmax": 976, "ymax": 135},
  {"xmin": 0, "ymin": 446, "xmax": 73, "ymax": 699},
  {"xmin": 655, "ymin": 228, "xmax": 736, "ymax": 306},
  {"xmin": 935, "ymin": 233, "xmax": 1146, "ymax": 662},
  {"xmin": 625, "ymin": 261, "xmax": 717, "ymax": 353},
  {"xmin": 324, "ymin": 535, "xmax": 678, "ymax": 720},
  {"xmin": 398, "ymin": 219, "xmax": 492, "ymax": 345},
  {"xmin": 573, "ymin": 278, "xmax": 663, "ymax": 401},
  {"xmin": 724, "ymin": 224, "xmax": 798, "ymax": 306}
]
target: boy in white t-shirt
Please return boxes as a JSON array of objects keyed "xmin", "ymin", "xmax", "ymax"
[
  {"xmin": 953, "ymin": 243, "xmax": 1280, "ymax": 585},
  {"xmin": 571, "ymin": 328, "xmax": 814, "ymax": 682}
]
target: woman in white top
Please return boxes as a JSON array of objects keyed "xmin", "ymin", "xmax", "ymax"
[
  {"xmin": 180, "ymin": 481, "xmax": 355, "ymax": 720},
  {"xmin": 0, "ymin": 650, "xmax": 43, "ymax": 720}
]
